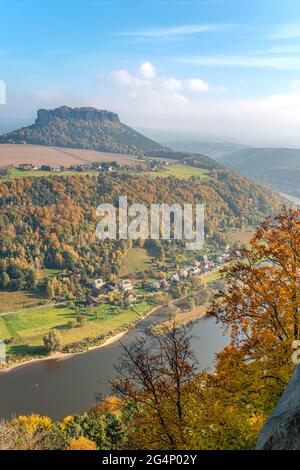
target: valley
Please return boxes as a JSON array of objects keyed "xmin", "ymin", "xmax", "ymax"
[
  {"xmin": 1, "ymin": 0, "xmax": 300, "ymax": 452},
  {"xmin": 220, "ymin": 147, "xmax": 300, "ymax": 199}
]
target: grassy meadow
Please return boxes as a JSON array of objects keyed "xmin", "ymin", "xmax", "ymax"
[
  {"xmin": 120, "ymin": 248, "xmax": 154, "ymax": 276},
  {"xmin": 142, "ymin": 164, "xmax": 210, "ymax": 179},
  {"xmin": 0, "ymin": 301, "xmax": 152, "ymax": 358}
]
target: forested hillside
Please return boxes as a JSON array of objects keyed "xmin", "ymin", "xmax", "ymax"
[
  {"xmin": 0, "ymin": 170, "xmax": 284, "ymax": 290},
  {"xmin": 0, "ymin": 208, "xmax": 299, "ymax": 451}
]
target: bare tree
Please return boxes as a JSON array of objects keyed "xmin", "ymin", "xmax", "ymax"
[
  {"xmin": 0, "ymin": 419, "xmax": 65, "ymax": 450},
  {"xmin": 111, "ymin": 323, "xmax": 199, "ymax": 449}
]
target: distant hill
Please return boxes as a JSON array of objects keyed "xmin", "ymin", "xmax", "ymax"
[
  {"xmin": 220, "ymin": 147, "xmax": 300, "ymax": 198},
  {"xmin": 143, "ymin": 149, "xmax": 221, "ymax": 169},
  {"xmin": 0, "ymin": 106, "xmax": 166, "ymax": 156},
  {"xmin": 162, "ymin": 140, "xmax": 249, "ymax": 160},
  {"xmin": 0, "ymin": 106, "xmax": 221, "ymax": 169}
]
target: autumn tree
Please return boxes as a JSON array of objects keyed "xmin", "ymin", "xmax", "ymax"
[
  {"xmin": 43, "ymin": 330, "xmax": 62, "ymax": 354},
  {"xmin": 209, "ymin": 208, "xmax": 300, "ymax": 413}
]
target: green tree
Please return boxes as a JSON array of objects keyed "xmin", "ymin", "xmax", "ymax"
[
  {"xmin": 43, "ymin": 330, "xmax": 62, "ymax": 354},
  {"xmin": 0, "ymin": 272, "xmax": 10, "ymax": 289}
]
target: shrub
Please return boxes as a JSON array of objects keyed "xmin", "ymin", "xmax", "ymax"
[{"xmin": 68, "ymin": 436, "xmax": 97, "ymax": 450}]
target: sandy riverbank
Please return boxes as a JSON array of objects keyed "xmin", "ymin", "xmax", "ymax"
[
  {"xmin": 0, "ymin": 330, "xmax": 128, "ymax": 375},
  {"xmin": 0, "ymin": 306, "xmax": 160, "ymax": 375},
  {"xmin": 151, "ymin": 304, "xmax": 208, "ymax": 334}
]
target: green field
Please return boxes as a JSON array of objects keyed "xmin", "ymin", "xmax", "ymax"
[
  {"xmin": 142, "ymin": 164, "xmax": 210, "ymax": 180},
  {"xmin": 0, "ymin": 301, "xmax": 152, "ymax": 358},
  {"xmin": 120, "ymin": 248, "xmax": 153, "ymax": 276},
  {"xmin": 0, "ymin": 317, "xmax": 10, "ymax": 338},
  {"xmin": 6, "ymin": 168, "xmax": 99, "ymax": 180},
  {"xmin": 203, "ymin": 271, "xmax": 222, "ymax": 284}
]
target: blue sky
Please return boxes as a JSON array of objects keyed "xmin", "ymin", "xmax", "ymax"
[{"xmin": 2, "ymin": 0, "xmax": 300, "ymax": 144}]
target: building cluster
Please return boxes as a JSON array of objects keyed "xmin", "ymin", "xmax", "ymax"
[
  {"xmin": 16, "ymin": 161, "xmax": 121, "ymax": 173},
  {"xmin": 90, "ymin": 249, "xmax": 231, "ymax": 301}
]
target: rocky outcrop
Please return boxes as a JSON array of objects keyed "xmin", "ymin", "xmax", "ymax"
[
  {"xmin": 256, "ymin": 365, "xmax": 300, "ymax": 450},
  {"xmin": 36, "ymin": 106, "xmax": 120, "ymax": 125}
]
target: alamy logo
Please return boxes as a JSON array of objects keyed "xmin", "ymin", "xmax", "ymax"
[
  {"xmin": 96, "ymin": 196, "xmax": 204, "ymax": 250},
  {"xmin": 0, "ymin": 81, "xmax": 6, "ymax": 104}
]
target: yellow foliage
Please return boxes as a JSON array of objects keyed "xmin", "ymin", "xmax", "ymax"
[
  {"xmin": 11, "ymin": 414, "xmax": 52, "ymax": 430},
  {"xmin": 96, "ymin": 395, "xmax": 122, "ymax": 415},
  {"xmin": 61, "ymin": 415, "xmax": 74, "ymax": 427},
  {"xmin": 68, "ymin": 436, "xmax": 97, "ymax": 450}
]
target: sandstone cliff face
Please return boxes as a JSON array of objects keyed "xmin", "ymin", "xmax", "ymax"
[
  {"xmin": 256, "ymin": 365, "xmax": 300, "ymax": 450},
  {"xmin": 36, "ymin": 106, "xmax": 120, "ymax": 125}
]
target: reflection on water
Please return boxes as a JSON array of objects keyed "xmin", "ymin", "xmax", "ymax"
[{"xmin": 0, "ymin": 311, "xmax": 229, "ymax": 420}]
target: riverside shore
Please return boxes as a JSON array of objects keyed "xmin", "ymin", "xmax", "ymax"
[
  {"xmin": 0, "ymin": 305, "xmax": 163, "ymax": 375},
  {"xmin": 0, "ymin": 331, "xmax": 127, "ymax": 375},
  {"xmin": 0, "ymin": 294, "xmax": 210, "ymax": 375}
]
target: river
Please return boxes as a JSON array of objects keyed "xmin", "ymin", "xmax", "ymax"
[
  {"xmin": 0, "ymin": 310, "xmax": 229, "ymax": 420},
  {"xmin": 280, "ymin": 192, "xmax": 300, "ymax": 206}
]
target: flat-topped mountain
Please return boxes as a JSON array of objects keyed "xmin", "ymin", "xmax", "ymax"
[
  {"xmin": 0, "ymin": 106, "xmax": 165, "ymax": 156},
  {"xmin": 0, "ymin": 106, "xmax": 221, "ymax": 169}
]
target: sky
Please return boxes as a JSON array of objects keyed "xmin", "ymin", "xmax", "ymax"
[{"xmin": 2, "ymin": 0, "xmax": 300, "ymax": 145}]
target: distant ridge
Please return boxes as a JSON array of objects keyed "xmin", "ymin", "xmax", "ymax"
[{"xmin": 220, "ymin": 147, "xmax": 300, "ymax": 197}]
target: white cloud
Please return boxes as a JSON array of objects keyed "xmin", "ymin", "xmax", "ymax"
[
  {"xmin": 270, "ymin": 23, "xmax": 300, "ymax": 40},
  {"xmin": 176, "ymin": 54, "xmax": 300, "ymax": 70},
  {"xmin": 186, "ymin": 78, "xmax": 209, "ymax": 92},
  {"xmin": 140, "ymin": 62, "xmax": 156, "ymax": 80},
  {"xmin": 291, "ymin": 80, "xmax": 300, "ymax": 90},
  {"xmin": 107, "ymin": 70, "xmax": 300, "ymax": 146},
  {"xmin": 263, "ymin": 45, "xmax": 300, "ymax": 55},
  {"xmin": 119, "ymin": 23, "xmax": 233, "ymax": 39},
  {"xmin": 111, "ymin": 62, "xmax": 211, "ymax": 109},
  {"xmin": 161, "ymin": 77, "xmax": 183, "ymax": 93},
  {"xmin": 111, "ymin": 69, "xmax": 143, "ymax": 88}
]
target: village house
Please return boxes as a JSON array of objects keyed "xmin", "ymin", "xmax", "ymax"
[
  {"xmin": 93, "ymin": 278, "xmax": 105, "ymax": 289},
  {"xmin": 124, "ymin": 292, "xmax": 137, "ymax": 304},
  {"xmin": 151, "ymin": 281, "xmax": 161, "ymax": 291},
  {"xmin": 18, "ymin": 163, "xmax": 38, "ymax": 171},
  {"xmin": 120, "ymin": 279, "xmax": 133, "ymax": 291},
  {"xmin": 40, "ymin": 165, "xmax": 64, "ymax": 172},
  {"xmin": 171, "ymin": 273, "xmax": 181, "ymax": 283},
  {"xmin": 179, "ymin": 269, "xmax": 189, "ymax": 279},
  {"xmin": 160, "ymin": 279, "xmax": 170, "ymax": 289},
  {"xmin": 105, "ymin": 282, "xmax": 118, "ymax": 292},
  {"xmin": 187, "ymin": 266, "xmax": 201, "ymax": 275}
]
